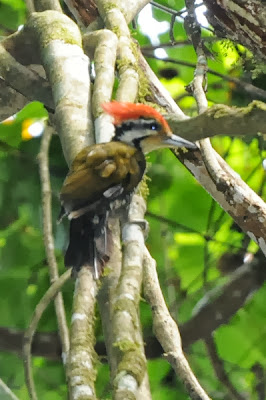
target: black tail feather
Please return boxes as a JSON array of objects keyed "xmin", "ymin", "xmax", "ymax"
[{"xmin": 64, "ymin": 215, "xmax": 110, "ymax": 278}]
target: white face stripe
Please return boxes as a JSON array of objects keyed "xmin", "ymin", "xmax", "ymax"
[
  {"xmin": 115, "ymin": 118, "xmax": 163, "ymax": 146},
  {"xmin": 120, "ymin": 128, "xmax": 156, "ymax": 145}
]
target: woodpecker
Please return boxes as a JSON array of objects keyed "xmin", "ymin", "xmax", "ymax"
[{"xmin": 59, "ymin": 102, "xmax": 197, "ymax": 278}]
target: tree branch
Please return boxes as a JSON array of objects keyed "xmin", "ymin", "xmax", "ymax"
[
  {"xmin": 86, "ymin": 4, "xmax": 152, "ymax": 397},
  {"xmin": 64, "ymin": 0, "xmax": 150, "ymax": 30},
  {"xmin": 38, "ymin": 127, "xmax": 70, "ymax": 367},
  {"xmin": 181, "ymin": 253, "xmax": 266, "ymax": 346},
  {"xmin": 0, "ymin": 44, "xmax": 53, "ymax": 108},
  {"xmin": 83, "ymin": 29, "xmax": 118, "ymax": 144},
  {"xmin": 0, "ymin": 378, "xmax": 20, "ymax": 400},
  {"xmin": 63, "ymin": 0, "xmax": 100, "ymax": 29},
  {"xmin": 138, "ymin": 51, "xmax": 187, "ymax": 119},
  {"xmin": 33, "ymin": 0, "xmax": 62, "ymax": 12},
  {"xmin": 143, "ymin": 249, "xmax": 211, "ymax": 400},
  {"xmin": 166, "ymin": 100, "xmax": 266, "ymax": 141},
  {"xmin": 252, "ymin": 363, "xmax": 266, "ymax": 400},
  {"xmin": 95, "ymin": 0, "xmax": 139, "ymax": 103},
  {"xmin": 177, "ymin": 147, "xmax": 266, "ymax": 257},
  {"xmin": 111, "ymin": 195, "xmax": 150, "ymax": 399},
  {"xmin": 27, "ymin": 10, "xmax": 93, "ymax": 166},
  {"xmin": 184, "ymin": 0, "xmax": 229, "ymax": 203},
  {"xmin": 23, "ymin": 270, "xmax": 71, "ymax": 400},
  {"xmin": 4, "ymin": 252, "xmax": 266, "ymax": 361},
  {"xmin": 139, "ymin": 42, "xmax": 266, "ymax": 256},
  {"xmin": 68, "ymin": 269, "xmax": 98, "ymax": 400},
  {"xmin": 205, "ymin": 336, "xmax": 246, "ymax": 400},
  {"xmin": 142, "ymin": 53, "xmax": 266, "ymax": 101},
  {"xmin": 203, "ymin": 0, "xmax": 266, "ymax": 60},
  {"xmin": 0, "ymin": 78, "xmax": 28, "ymax": 120},
  {"xmin": 27, "ymin": 10, "xmax": 99, "ymax": 400}
]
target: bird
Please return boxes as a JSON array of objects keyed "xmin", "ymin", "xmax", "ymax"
[{"xmin": 59, "ymin": 102, "xmax": 197, "ymax": 278}]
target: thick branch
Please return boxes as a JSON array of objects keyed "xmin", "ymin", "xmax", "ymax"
[
  {"xmin": 138, "ymin": 52, "xmax": 187, "ymax": 119},
  {"xmin": 181, "ymin": 254, "xmax": 266, "ymax": 345},
  {"xmin": 0, "ymin": 44, "xmax": 53, "ymax": 108},
  {"xmin": 68, "ymin": 269, "xmax": 98, "ymax": 400},
  {"xmin": 2, "ymin": 28, "xmax": 41, "ymax": 65},
  {"xmin": 83, "ymin": 29, "xmax": 118, "ymax": 143},
  {"xmin": 95, "ymin": 0, "xmax": 139, "ymax": 103},
  {"xmin": 139, "ymin": 53, "xmax": 266, "ymax": 256},
  {"xmin": 27, "ymin": 10, "xmax": 93, "ymax": 166},
  {"xmin": 24, "ymin": 10, "xmax": 99, "ymax": 400},
  {"xmin": 34, "ymin": 0, "xmax": 62, "ymax": 12},
  {"xmin": 64, "ymin": 0, "xmax": 150, "ymax": 30},
  {"xmin": 167, "ymin": 100, "xmax": 266, "ymax": 142},
  {"xmin": 177, "ymin": 147, "xmax": 266, "ymax": 256},
  {"xmin": 88, "ymin": 5, "xmax": 151, "ymax": 397},
  {"xmin": 0, "ymin": 78, "xmax": 28, "ymax": 120},
  {"xmin": 97, "ymin": 219, "xmax": 123, "ymax": 376},
  {"xmin": 111, "ymin": 195, "xmax": 149, "ymax": 400},
  {"xmin": 63, "ymin": 0, "xmax": 100, "ymax": 29},
  {"xmin": 203, "ymin": 0, "xmax": 266, "ymax": 60}
]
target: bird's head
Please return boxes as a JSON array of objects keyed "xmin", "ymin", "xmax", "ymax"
[{"xmin": 102, "ymin": 101, "xmax": 197, "ymax": 153}]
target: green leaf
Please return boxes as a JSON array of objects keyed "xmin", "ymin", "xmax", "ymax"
[
  {"xmin": 0, "ymin": 102, "xmax": 48, "ymax": 147},
  {"xmin": 0, "ymin": 0, "xmax": 26, "ymax": 30},
  {"xmin": 15, "ymin": 101, "xmax": 48, "ymax": 122}
]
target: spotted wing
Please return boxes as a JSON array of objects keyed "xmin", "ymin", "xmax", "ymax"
[{"xmin": 60, "ymin": 141, "xmax": 146, "ymax": 219}]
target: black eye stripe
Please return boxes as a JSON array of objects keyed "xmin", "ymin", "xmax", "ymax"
[{"xmin": 118, "ymin": 119, "xmax": 161, "ymax": 132}]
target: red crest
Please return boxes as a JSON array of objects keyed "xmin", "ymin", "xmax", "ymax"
[{"xmin": 102, "ymin": 102, "xmax": 171, "ymax": 133}]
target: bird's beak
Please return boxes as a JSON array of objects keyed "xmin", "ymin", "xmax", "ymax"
[{"xmin": 162, "ymin": 133, "xmax": 197, "ymax": 150}]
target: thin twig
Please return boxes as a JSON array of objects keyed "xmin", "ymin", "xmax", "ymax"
[
  {"xmin": 23, "ymin": 270, "xmax": 71, "ymax": 400},
  {"xmin": 143, "ymin": 249, "xmax": 211, "ymax": 400},
  {"xmin": 0, "ymin": 377, "xmax": 20, "ymax": 400},
  {"xmin": 38, "ymin": 128, "xmax": 70, "ymax": 364},
  {"xmin": 184, "ymin": 0, "xmax": 228, "ymax": 188},
  {"xmin": 146, "ymin": 211, "xmax": 245, "ymax": 250},
  {"xmin": 141, "ymin": 37, "xmax": 217, "ymax": 51},
  {"xmin": 150, "ymin": 1, "xmax": 203, "ymax": 17},
  {"xmin": 150, "ymin": 1, "xmax": 185, "ymax": 16},
  {"xmin": 141, "ymin": 41, "xmax": 266, "ymax": 254},
  {"xmin": 147, "ymin": 211, "xmax": 201, "ymax": 233},
  {"xmin": 142, "ymin": 53, "xmax": 266, "ymax": 101},
  {"xmin": 183, "ymin": 2, "xmax": 265, "ymax": 253},
  {"xmin": 205, "ymin": 336, "xmax": 246, "ymax": 400},
  {"xmin": 252, "ymin": 363, "xmax": 265, "ymax": 400}
]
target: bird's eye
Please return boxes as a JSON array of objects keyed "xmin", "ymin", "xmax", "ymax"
[{"xmin": 150, "ymin": 122, "xmax": 159, "ymax": 131}]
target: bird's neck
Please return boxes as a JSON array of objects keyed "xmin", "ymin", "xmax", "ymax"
[{"xmin": 113, "ymin": 124, "xmax": 144, "ymax": 151}]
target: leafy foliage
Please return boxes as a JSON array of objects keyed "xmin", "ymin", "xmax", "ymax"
[{"xmin": 0, "ymin": 102, "xmax": 48, "ymax": 146}]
